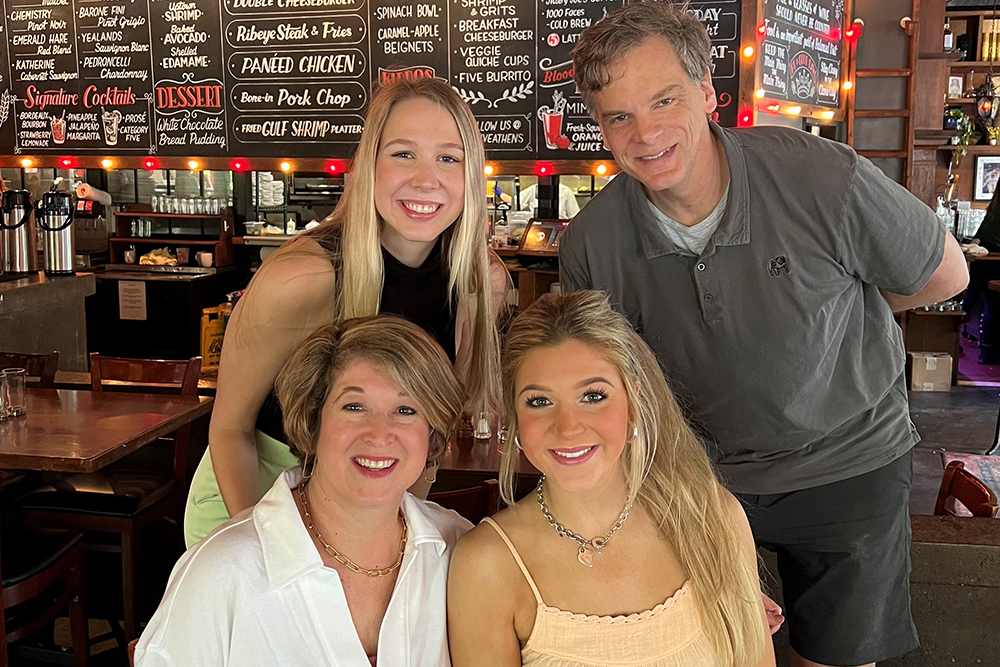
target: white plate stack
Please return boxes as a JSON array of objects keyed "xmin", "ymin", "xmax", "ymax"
[{"xmin": 251, "ymin": 173, "xmax": 285, "ymax": 208}]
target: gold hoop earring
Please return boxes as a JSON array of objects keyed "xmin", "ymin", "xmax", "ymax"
[
  {"xmin": 423, "ymin": 463, "xmax": 437, "ymax": 485},
  {"xmin": 301, "ymin": 454, "xmax": 315, "ymax": 480}
]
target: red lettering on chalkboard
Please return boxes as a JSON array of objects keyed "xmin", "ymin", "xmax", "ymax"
[
  {"xmin": 155, "ymin": 85, "xmax": 225, "ymax": 110},
  {"xmin": 378, "ymin": 66, "xmax": 435, "ymax": 85},
  {"xmin": 82, "ymin": 85, "xmax": 137, "ymax": 108},
  {"xmin": 542, "ymin": 66, "xmax": 574, "ymax": 85}
]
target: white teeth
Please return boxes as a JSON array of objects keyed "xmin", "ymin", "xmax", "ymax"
[
  {"xmin": 553, "ymin": 447, "xmax": 594, "ymax": 459},
  {"xmin": 639, "ymin": 149, "xmax": 668, "ymax": 161},
  {"xmin": 402, "ymin": 201, "xmax": 439, "ymax": 214},
  {"xmin": 354, "ymin": 457, "xmax": 396, "ymax": 470}
]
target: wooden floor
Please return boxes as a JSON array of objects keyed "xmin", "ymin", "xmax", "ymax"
[{"xmin": 909, "ymin": 385, "xmax": 999, "ymax": 515}]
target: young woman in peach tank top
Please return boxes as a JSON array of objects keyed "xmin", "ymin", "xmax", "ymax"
[{"xmin": 448, "ymin": 292, "xmax": 775, "ymax": 667}]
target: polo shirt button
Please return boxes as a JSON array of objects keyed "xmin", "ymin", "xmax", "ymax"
[
  {"xmin": 696, "ymin": 263, "xmax": 706, "ymax": 271},
  {"xmin": 704, "ymin": 294, "xmax": 713, "ymax": 302}
]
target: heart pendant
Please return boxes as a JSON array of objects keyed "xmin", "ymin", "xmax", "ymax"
[{"xmin": 577, "ymin": 546, "xmax": 593, "ymax": 568}]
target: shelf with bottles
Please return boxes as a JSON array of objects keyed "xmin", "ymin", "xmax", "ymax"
[
  {"xmin": 942, "ymin": 8, "xmax": 1000, "ymax": 64},
  {"xmin": 113, "ymin": 207, "xmax": 234, "ymax": 241},
  {"xmin": 110, "ymin": 206, "xmax": 235, "ymax": 267}
]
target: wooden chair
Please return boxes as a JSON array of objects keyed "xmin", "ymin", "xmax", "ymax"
[
  {"xmin": 0, "ymin": 471, "xmax": 89, "ymax": 667},
  {"xmin": 128, "ymin": 639, "xmax": 137, "ymax": 666},
  {"xmin": 18, "ymin": 353, "xmax": 201, "ymax": 642},
  {"xmin": 934, "ymin": 461, "xmax": 999, "ymax": 518},
  {"xmin": 0, "ymin": 351, "xmax": 59, "ymax": 388},
  {"xmin": 428, "ymin": 480, "xmax": 501, "ymax": 524}
]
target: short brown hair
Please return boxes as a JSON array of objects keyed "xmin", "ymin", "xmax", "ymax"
[
  {"xmin": 275, "ymin": 316, "xmax": 463, "ymax": 466},
  {"xmin": 572, "ymin": 1, "xmax": 712, "ymax": 115}
]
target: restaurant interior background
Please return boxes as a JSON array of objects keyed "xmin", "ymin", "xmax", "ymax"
[{"xmin": 1, "ymin": 0, "xmax": 999, "ymax": 664}]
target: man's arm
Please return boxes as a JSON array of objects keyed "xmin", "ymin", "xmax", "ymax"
[
  {"xmin": 882, "ymin": 231, "xmax": 969, "ymax": 312},
  {"xmin": 841, "ymin": 155, "xmax": 967, "ymax": 309}
]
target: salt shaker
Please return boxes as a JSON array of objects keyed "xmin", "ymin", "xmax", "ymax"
[{"xmin": 474, "ymin": 411, "xmax": 491, "ymax": 440}]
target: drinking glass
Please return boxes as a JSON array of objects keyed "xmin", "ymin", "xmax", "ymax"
[{"xmin": 2, "ymin": 368, "xmax": 26, "ymax": 418}]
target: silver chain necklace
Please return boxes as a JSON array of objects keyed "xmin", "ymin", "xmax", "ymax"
[{"xmin": 535, "ymin": 475, "xmax": 633, "ymax": 568}]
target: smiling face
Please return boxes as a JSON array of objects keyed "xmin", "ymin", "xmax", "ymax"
[
  {"xmin": 374, "ymin": 97, "xmax": 466, "ymax": 255},
  {"xmin": 592, "ymin": 36, "xmax": 717, "ymax": 198},
  {"xmin": 313, "ymin": 358, "xmax": 430, "ymax": 508},
  {"xmin": 514, "ymin": 339, "xmax": 631, "ymax": 494}
]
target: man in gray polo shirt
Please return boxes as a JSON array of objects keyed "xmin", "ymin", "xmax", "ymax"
[{"xmin": 561, "ymin": 4, "xmax": 969, "ymax": 667}]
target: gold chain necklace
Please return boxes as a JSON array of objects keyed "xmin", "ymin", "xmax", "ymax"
[{"xmin": 298, "ymin": 482, "xmax": 407, "ymax": 578}]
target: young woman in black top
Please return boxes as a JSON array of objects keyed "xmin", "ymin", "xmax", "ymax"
[{"xmin": 184, "ymin": 78, "xmax": 508, "ymax": 546}]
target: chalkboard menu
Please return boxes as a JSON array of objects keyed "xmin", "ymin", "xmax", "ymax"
[
  {"xmin": 0, "ymin": 0, "xmax": 742, "ymax": 160},
  {"xmin": 760, "ymin": 0, "xmax": 843, "ymax": 108}
]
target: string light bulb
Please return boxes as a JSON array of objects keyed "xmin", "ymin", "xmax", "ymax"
[
  {"xmin": 101, "ymin": 158, "xmax": 114, "ymax": 169},
  {"xmin": 843, "ymin": 80, "xmax": 853, "ymax": 90},
  {"xmin": 19, "ymin": 157, "xmax": 33, "ymax": 168},
  {"xmin": 231, "ymin": 160, "xmax": 247, "ymax": 172},
  {"xmin": 755, "ymin": 88, "xmax": 766, "ymax": 99},
  {"xmin": 742, "ymin": 45, "xmax": 755, "ymax": 59},
  {"xmin": 821, "ymin": 110, "xmax": 835, "ymax": 120},
  {"xmin": 595, "ymin": 163, "xmax": 608, "ymax": 175},
  {"xmin": 483, "ymin": 164, "xmax": 494, "ymax": 176},
  {"xmin": 279, "ymin": 161, "xmax": 293, "ymax": 172},
  {"xmin": 787, "ymin": 106, "xmax": 802, "ymax": 116},
  {"xmin": 766, "ymin": 104, "xmax": 781, "ymax": 113},
  {"xmin": 187, "ymin": 159, "xmax": 201, "ymax": 171}
]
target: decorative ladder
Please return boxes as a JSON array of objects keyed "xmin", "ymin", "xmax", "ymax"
[{"xmin": 845, "ymin": 0, "xmax": 921, "ymax": 187}]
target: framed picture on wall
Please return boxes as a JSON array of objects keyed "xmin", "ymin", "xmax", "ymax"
[
  {"xmin": 974, "ymin": 155, "xmax": 1000, "ymax": 201},
  {"xmin": 949, "ymin": 75, "xmax": 964, "ymax": 99}
]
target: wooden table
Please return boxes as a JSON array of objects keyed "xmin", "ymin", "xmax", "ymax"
[
  {"xmin": 436, "ymin": 433, "xmax": 540, "ymax": 497},
  {"xmin": 439, "ymin": 434, "xmax": 539, "ymax": 475},
  {"xmin": 0, "ymin": 389, "xmax": 212, "ymax": 472}
]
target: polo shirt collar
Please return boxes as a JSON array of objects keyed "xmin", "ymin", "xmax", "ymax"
[
  {"xmin": 628, "ymin": 120, "xmax": 751, "ymax": 259},
  {"xmin": 254, "ymin": 468, "xmax": 448, "ymax": 590}
]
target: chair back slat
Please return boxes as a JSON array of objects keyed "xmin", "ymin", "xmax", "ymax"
[
  {"xmin": 0, "ymin": 351, "xmax": 59, "ymax": 388},
  {"xmin": 934, "ymin": 461, "xmax": 1000, "ymax": 518},
  {"xmin": 427, "ymin": 480, "xmax": 500, "ymax": 524},
  {"xmin": 89, "ymin": 353, "xmax": 201, "ymax": 396}
]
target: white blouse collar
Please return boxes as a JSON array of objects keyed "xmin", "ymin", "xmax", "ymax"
[{"xmin": 253, "ymin": 468, "xmax": 448, "ymax": 590}]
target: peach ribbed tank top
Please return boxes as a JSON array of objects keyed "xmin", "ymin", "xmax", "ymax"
[{"xmin": 482, "ymin": 517, "xmax": 718, "ymax": 667}]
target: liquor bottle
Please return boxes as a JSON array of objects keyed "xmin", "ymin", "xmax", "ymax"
[{"xmin": 945, "ymin": 19, "xmax": 954, "ymax": 52}]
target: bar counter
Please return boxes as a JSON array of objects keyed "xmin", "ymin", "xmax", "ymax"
[{"xmin": 0, "ymin": 272, "xmax": 96, "ymax": 371}]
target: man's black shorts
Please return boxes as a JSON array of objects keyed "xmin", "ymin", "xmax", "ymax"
[{"xmin": 736, "ymin": 449, "xmax": 918, "ymax": 666}]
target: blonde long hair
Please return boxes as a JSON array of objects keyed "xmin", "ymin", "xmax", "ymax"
[
  {"xmin": 284, "ymin": 77, "xmax": 499, "ymax": 414},
  {"xmin": 499, "ymin": 291, "xmax": 765, "ymax": 667}
]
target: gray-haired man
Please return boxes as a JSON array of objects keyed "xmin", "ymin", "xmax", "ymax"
[{"xmin": 560, "ymin": 3, "xmax": 969, "ymax": 667}]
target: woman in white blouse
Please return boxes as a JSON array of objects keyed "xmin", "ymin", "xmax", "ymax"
[{"xmin": 135, "ymin": 316, "xmax": 472, "ymax": 667}]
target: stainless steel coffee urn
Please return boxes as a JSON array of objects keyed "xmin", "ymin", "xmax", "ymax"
[
  {"xmin": 1, "ymin": 190, "xmax": 38, "ymax": 273},
  {"xmin": 36, "ymin": 191, "xmax": 75, "ymax": 274}
]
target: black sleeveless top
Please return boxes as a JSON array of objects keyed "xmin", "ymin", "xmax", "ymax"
[{"xmin": 255, "ymin": 239, "xmax": 456, "ymax": 442}]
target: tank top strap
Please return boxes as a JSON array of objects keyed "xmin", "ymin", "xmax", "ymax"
[{"xmin": 481, "ymin": 517, "xmax": 544, "ymax": 606}]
